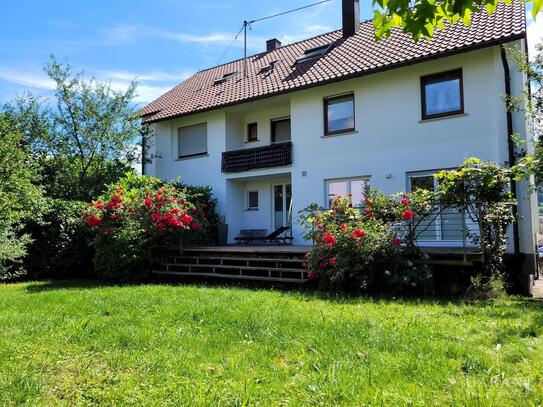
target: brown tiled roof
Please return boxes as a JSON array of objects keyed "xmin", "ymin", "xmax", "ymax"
[{"xmin": 141, "ymin": 1, "xmax": 525, "ymax": 123}]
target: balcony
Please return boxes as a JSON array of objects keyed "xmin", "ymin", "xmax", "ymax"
[{"xmin": 221, "ymin": 141, "xmax": 293, "ymax": 173}]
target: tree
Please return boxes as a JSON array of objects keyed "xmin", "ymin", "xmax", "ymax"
[
  {"xmin": 0, "ymin": 113, "xmax": 44, "ymax": 278},
  {"xmin": 372, "ymin": 0, "xmax": 540, "ymax": 41},
  {"xmin": 436, "ymin": 158, "xmax": 518, "ymax": 278},
  {"xmin": 43, "ymin": 56, "xmax": 143, "ymax": 200},
  {"xmin": 3, "ymin": 55, "xmax": 145, "ymax": 202},
  {"xmin": 0, "ymin": 55, "xmax": 151, "ymax": 278}
]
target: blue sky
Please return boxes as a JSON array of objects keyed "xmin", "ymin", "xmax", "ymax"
[
  {"xmin": 0, "ymin": 1, "xmax": 541, "ymax": 106},
  {"xmin": 0, "ymin": 0, "xmax": 373, "ymax": 105}
]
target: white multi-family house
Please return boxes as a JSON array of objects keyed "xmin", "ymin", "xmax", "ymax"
[{"xmin": 142, "ymin": 0, "xmax": 538, "ymax": 283}]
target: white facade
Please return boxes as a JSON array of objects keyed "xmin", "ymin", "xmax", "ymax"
[{"xmin": 144, "ymin": 41, "xmax": 538, "ymax": 266}]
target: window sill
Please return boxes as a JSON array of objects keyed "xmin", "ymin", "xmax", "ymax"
[
  {"xmin": 419, "ymin": 113, "xmax": 468, "ymax": 123},
  {"xmin": 175, "ymin": 153, "xmax": 209, "ymax": 161},
  {"xmin": 245, "ymin": 140, "xmax": 259, "ymax": 144},
  {"xmin": 245, "ymin": 208, "xmax": 259, "ymax": 211},
  {"xmin": 321, "ymin": 130, "xmax": 358, "ymax": 139}
]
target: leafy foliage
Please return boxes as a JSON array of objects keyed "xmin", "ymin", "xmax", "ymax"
[
  {"xmin": 436, "ymin": 158, "xmax": 518, "ymax": 278},
  {"xmin": 301, "ymin": 159, "xmax": 520, "ymax": 294},
  {"xmin": 22, "ymin": 199, "xmax": 93, "ymax": 279},
  {"xmin": 178, "ymin": 184, "xmax": 221, "ymax": 245},
  {"xmin": 372, "ymin": 0, "xmax": 531, "ymax": 42},
  {"xmin": 505, "ymin": 42, "xmax": 543, "ymax": 191},
  {"xmin": 0, "ymin": 55, "xmax": 152, "ymax": 279},
  {"xmin": 0, "ymin": 114, "xmax": 44, "ymax": 279},
  {"xmin": 43, "ymin": 56, "xmax": 143, "ymax": 201}
]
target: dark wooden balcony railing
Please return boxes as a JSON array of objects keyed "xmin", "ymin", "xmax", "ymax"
[{"xmin": 221, "ymin": 141, "xmax": 293, "ymax": 173}]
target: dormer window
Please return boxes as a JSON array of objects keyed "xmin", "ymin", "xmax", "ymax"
[
  {"xmin": 213, "ymin": 71, "xmax": 237, "ymax": 86},
  {"xmin": 296, "ymin": 43, "xmax": 333, "ymax": 64},
  {"xmin": 259, "ymin": 61, "xmax": 277, "ymax": 74}
]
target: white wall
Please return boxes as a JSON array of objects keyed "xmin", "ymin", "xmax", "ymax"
[
  {"xmin": 226, "ymin": 105, "xmax": 290, "ymax": 150},
  {"xmin": 145, "ymin": 109, "xmax": 227, "ymax": 217}
]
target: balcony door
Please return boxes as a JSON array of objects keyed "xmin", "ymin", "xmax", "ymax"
[{"xmin": 272, "ymin": 184, "xmax": 292, "ymax": 231}]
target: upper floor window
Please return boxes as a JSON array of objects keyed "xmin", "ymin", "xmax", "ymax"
[
  {"xmin": 247, "ymin": 122, "xmax": 258, "ymax": 142},
  {"xmin": 326, "ymin": 177, "xmax": 369, "ymax": 208},
  {"xmin": 271, "ymin": 118, "xmax": 291, "ymax": 143},
  {"xmin": 421, "ymin": 69, "xmax": 464, "ymax": 120},
  {"xmin": 178, "ymin": 123, "xmax": 207, "ymax": 159},
  {"xmin": 324, "ymin": 93, "xmax": 355, "ymax": 136}
]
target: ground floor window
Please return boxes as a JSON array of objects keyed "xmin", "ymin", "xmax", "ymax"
[
  {"xmin": 247, "ymin": 191, "xmax": 259, "ymax": 210},
  {"xmin": 326, "ymin": 177, "xmax": 369, "ymax": 208}
]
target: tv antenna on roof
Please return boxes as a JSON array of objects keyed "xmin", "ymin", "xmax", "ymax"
[{"xmin": 217, "ymin": 0, "xmax": 331, "ymax": 76}]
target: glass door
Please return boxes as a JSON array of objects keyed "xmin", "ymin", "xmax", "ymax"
[{"xmin": 273, "ymin": 184, "xmax": 292, "ymax": 231}]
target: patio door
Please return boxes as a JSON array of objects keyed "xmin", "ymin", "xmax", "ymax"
[{"xmin": 273, "ymin": 184, "xmax": 292, "ymax": 231}]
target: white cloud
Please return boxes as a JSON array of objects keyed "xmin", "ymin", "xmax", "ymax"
[
  {"xmin": 154, "ymin": 29, "xmax": 234, "ymax": 44},
  {"xmin": 0, "ymin": 68, "xmax": 56, "ymax": 90},
  {"xmin": 279, "ymin": 24, "xmax": 333, "ymax": 44},
  {"xmin": 108, "ymin": 81, "xmax": 173, "ymax": 103},
  {"xmin": 102, "ymin": 24, "xmax": 248, "ymax": 47},
  {"xmin": 527, "ymin": 15, "xmax": 543, "ymax": 59},
  {"xmin": 101, "ymin": 24, "xmax": 140, "ymax": 45},
  {"xmin": 0, "ymin": 66, "xmax": 185, "ymax": 104}
]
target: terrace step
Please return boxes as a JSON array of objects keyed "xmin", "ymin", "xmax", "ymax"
[{"xmin": 153, "ymin": 245, "xmax": 310, "ymax": 283}]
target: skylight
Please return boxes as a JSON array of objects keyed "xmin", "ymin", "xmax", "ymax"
[
  {"xmin": 296, "ymin": 43, "xmax": 333, "ymax": 64},
  {"xmin": 259, "ymin": 60, "xmax": 278, "ymax": 74},
  {"xmin": 213, "ymin": 71, "xmax": 237, "ymax": 86}
]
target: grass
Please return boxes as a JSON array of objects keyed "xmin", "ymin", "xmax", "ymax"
[{"xmin": 1, "ymin": 281, "xmax": 543, "ymax": 406}]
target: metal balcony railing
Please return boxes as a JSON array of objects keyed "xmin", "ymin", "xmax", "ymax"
[{"xmin": 221, "ymin": 141, "xmax": 292, "ymax": 173}]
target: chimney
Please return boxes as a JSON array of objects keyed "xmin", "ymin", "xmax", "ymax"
[
  {"xmin": 342, "ymin": 0, "xmax": 360, "ymax": 38},
  {"xmin": 266, "ymin": 38, "xmax": 282, "ymax": 52}
]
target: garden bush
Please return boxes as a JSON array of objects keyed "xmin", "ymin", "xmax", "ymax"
[
  {"xmin": 83, "ymin": 173, "xmax": 214, "ymax": 280},
  {"xmin": 176, "ymin": 183, "xmax": 220, "ymax": 245},
  {"xmin": 299, "ymin": 191, "xmax": 434, "ymax": 293},
  {"xmin": 23, "ymin": 199, "xmax": 94, "ymax": 279},
  {"xmin": 0, "ymin": 113, "xmax": 44, "ymax": 279}
]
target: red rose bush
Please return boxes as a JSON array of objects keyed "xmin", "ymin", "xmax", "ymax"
[
  {"xmin": 299, "ymin": 188, "xmax": 437, "ymax": 292},
  {"xmin": 82, "ymin": 173, "xmax": 209, "ymax": 280}
]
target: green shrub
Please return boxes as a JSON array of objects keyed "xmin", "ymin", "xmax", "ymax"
[
  {"xmin": 177, "ymin": 184, "xmax": 220, "ymax": 245},
  {"xmin": 23, "ymin": 199, "xmax": 93, "ymax": 279},
  {"xmin": 0, "ymin": 113, "xmax": 44, "ymax": 279}
]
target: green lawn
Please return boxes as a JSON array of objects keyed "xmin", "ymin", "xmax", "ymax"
[{"xmin": 1, "ymin": 281, "xmax": 543, "ymax": 406}]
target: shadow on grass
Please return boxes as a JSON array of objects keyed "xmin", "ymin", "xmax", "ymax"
[
  {"xmin": 23, "ymin": 279, "xmax": 139, "ymax": 293},
  {"xmin": 22, "ymin": 276, "xmax": 542, "ymax": 309}
]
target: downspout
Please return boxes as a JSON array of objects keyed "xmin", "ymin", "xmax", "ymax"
[
  {"xmin": 500, "ymin": 45, "xmax": 521, "ymax": 256},
  {"xmin": 141, "ymin": 136, "xmax": 146, "ymax": 176}
]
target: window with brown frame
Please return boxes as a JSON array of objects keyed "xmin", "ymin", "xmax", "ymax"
[
  {"xmin": 247, "ymin": 122, "xmax": 258, "ymax": 142},
  {"xmin": 324, "ymin": 93, "xmax": 355, "ymax": 136},
  {"xmin": 421, "ymin": 69, "xmax": 464, "ymax": 120}
]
